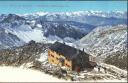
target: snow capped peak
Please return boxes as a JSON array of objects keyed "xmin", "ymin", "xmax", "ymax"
[
  {"xmin": 20, "ymin": 10, "xmax": 126, "ymax": 19},
  {"xmin": 35, "ymin": 12, "xmax": 48, "ymax": 16}
]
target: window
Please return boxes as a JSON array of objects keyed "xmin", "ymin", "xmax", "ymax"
[
  {"xmin": 51, "ymin": 54, "xmax": 54, "ymax": 58},
  {"xmin": 48, "ymin": 51, "xmax": 50, "ymax": 54},
  {"xmin": 52, "ymin": 60, "xmax": 54, "ymax": 63},
  {"xmin": 57, "ymin": 53, "xmax": 60, "ymax": 56},
  {"xmin": 66, "ymin": 63, "xmax": 70, "ymax": 67},
  {"xmin": 89, "ymin": 56, "xmax": 96, "ymax": 62},
  {"xmin": 67, "ymin": 59, "xmax": 70, "ymax": 61},
  {"xmin": 56, "ymin": 57, "xmax": 59, "ymax": 60}
]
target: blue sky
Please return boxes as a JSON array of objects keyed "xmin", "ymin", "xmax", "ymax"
[{"xmin": 0, "ymin": 1, "xmax": 127, "ymax": 14}]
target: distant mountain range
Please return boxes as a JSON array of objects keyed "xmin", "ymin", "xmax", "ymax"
[
  {"xmin": 24, "ymin": 11, "xmax": 127, "ymax": 26},
  {"xmin": 0, "ymin": 11, "xmax": 127, "ymax": 50}
]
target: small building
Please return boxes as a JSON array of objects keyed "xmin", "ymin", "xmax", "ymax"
[{"xmin": 48, "ymin": 42, "xmax": 97, "ymax": 72}]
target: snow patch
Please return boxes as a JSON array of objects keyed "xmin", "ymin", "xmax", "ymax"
[
  {"xmin": 37, "ymin": 52, "xmax": 48, "ymax": 62},
  {"xmin": 0, "ymin": 66, "xmax": 67, "ymax": 82},
  {"xmin": 36, "ymin": 24, "xmax": 42, "ymax": 28},
  {"xmin": 100, "ymin": 63, "xmax": 127, "ymax": 77},
  {"xmin": 13, "ymin": 28, "xmax": 45, "ymax": 43}
]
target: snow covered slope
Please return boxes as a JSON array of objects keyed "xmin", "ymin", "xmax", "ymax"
[
  {"xmin": 0, "ymin": 13, "xmax": 95, "ymax": 49},
  {"xmin": 0, "ymin": 28, "xmax": 24, "ymax": 49},
  {"xmin": 0, "ymin": 64, "xmax": 127, "ymax": 82},
  {"xmin": 10, "ymin": 26, "xmax": 45, "ymax": 43},
  {"xmin": 0, "ymin": 66, "xmax": 67, "ymax": 82},
  {"xmin": 77, "ymin": 25, "xmax": 127, "ymax": 69},
  {"xmin": 0, "ymin": 11, "xmax": 127, "ymax": 50}
]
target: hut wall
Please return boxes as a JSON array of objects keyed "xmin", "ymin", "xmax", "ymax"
[
  {"xmin": 48, "ymin": 49, "xmax": 72, "ymax": 70},
  {"xmin": 64, "ymin": 59, "xmax": 72, "ymax": 70},
  {"xmin": 48, "ymin": 50, "xmax": 61, "ymax": 66}
]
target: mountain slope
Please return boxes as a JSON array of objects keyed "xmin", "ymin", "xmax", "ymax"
[
  {"xmin": 0, "ymin": 41, "xmax": 51, "ymax": 66},
  {"xmin": 0, "ymin": 11, "xmax": 127, "ymax": 50},
  {"xmin": 0, "ymin": 28, "xmax": 24, "ymax": 49},
  {"xmin": 0, "ymin": 14, "xmax": 96, "ymax": 50},
  {"xmin": 76, "ymin": 25, "xmax": 127, "ymax": 69},
  {"xmin": 35, "ymin": 21, "xmax": 95, "ymax": 39}
]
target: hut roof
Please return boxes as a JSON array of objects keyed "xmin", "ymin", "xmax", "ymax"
[{"xmin": 49, "ymin": 41, "xmax": 90, "ymax": 60}]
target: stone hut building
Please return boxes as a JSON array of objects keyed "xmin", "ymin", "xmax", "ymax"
[{"xmin": 48, "ymin": 42, "xmax": 97, "ymax": 72}]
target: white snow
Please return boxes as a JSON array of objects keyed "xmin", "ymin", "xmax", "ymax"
[
  {"xmin": 31, "ymin": 20, "xmax": 36, "ymax": 26},
  {"xmin": 84, "ymin": 79, "xmax": 127, "ymax": 82},
  {"xmin": 37, "ymin": 52, "xmax": 48, "ymax": 62},
  {"xmin": 13, "ymin": 28, "xmax": 45, "ymax": 43},
  {"xmin": 36, "ymin": 24, "xmax": 42, "ymax": 28},
  {"xmin": 0, "ymin": 64, "xmax": 127, "ymax": 82},
  {"xmin": 47, "ymin": 35, "xmax": 63, "ymax": 43},
  {"xmin": 100, "ymin": 63, "xmax": 127, "ymax": 77},
  {"xmin": 22, "ymin": 10, "xmax": 126, "ymax": 19},
  {"xmin": 35, "ymin": 12, "xmax": 48, "ymax": 16},
  {"xmin": 63, "ymin": 37, "xmax": 76, "ymax": 43},
  {"xmin": 0, "ymin": 66, "xmax": 68, "ymax": 82}
]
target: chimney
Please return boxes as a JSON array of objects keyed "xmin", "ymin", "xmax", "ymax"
[
  {"xmin": 76, "ymin": 49, "xmax": 79, "ymax": 55},
  {"xmin": 63, "ymin": 41, "xmax": 65, "ymax": 44},
  {"xmin": 83, "ymin": 48, "xmax": 84, "ymax": 52}
]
